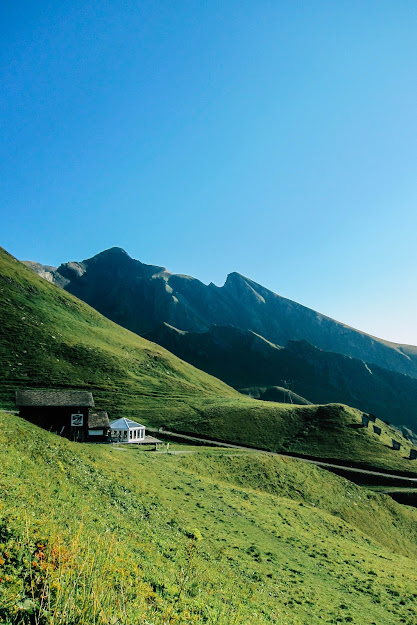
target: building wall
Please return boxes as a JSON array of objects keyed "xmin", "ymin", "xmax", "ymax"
[
  {"xmin": 19, "ymin": 406, "xmax": 90, "ymax": 440},
  {"xmin": 110, "ymin": 427, "xmax": 145, "ymax": 443},
  {"xmin": 87, "ymin": 428, "xmax": 110, "ymax": 443},
  {"xmin": 128, "ymin": 427, "xmax": 145, "ymax": 441}
]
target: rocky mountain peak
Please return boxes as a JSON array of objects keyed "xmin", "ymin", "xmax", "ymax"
[
  {"xmin": 93, "ymin": 246, "xmax": 130, "ymax": 259},
  {"xmin": 23, "ymin": 246, "xmax": 417, "ymax": 380}
]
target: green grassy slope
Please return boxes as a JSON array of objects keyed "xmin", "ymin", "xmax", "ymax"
[
  {"xmin": 1, "ymin": 411, "xmax": 417, "ymax": 625},
  {"xmin": 171, "ymin": 401, "xmax": 417, "ymax": 473},
  {"xmin": 0, "ymin": 246, "xmax": 415, "ymax": 472}
]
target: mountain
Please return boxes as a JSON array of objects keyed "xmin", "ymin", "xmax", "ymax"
[
  {"xmin": 2, "ymin": 248, "xmax": 238, "ymax": 425},
  {"xmin": 3, "ymin": 245, "xmax": 415, "ymax": 471},
  {"xmin": 26, "ymin": 247, "xmax": 417, "ymax": 379},
  {"xmin": 146, "ymin": 323, "xmax": 417, "ymax": 428}
]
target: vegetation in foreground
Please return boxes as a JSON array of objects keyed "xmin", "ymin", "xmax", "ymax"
[
  {"xmin": 1, "ymin": 411, "xmax": 417, "ymax": 624},
  {"xmin": 1, "ymin": 247, "xmax": 415, "ymax": 472}
]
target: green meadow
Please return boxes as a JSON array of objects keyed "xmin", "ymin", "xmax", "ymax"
[{"xmin": 1, "ymin": 411, "xmax": 417, "ymax": 624}]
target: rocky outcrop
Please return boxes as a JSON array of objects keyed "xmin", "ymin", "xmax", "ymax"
[{"xmin": 22, "ymin": 261, "xmax": 70, "ymax": 288}]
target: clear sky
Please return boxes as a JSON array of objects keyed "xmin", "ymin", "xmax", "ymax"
[{"xmin": 1, "ymin": 1, "xmax": 417, "ymax": 344}]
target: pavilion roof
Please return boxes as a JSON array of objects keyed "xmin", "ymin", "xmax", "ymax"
[{"xmin": 110, "ymin": 417, "xmax": 145, "ymax": 430}]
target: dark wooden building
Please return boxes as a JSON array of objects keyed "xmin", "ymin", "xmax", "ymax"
[{"xmin": 15, "ymin": 389, "xmax": 104, "ymax": 442}]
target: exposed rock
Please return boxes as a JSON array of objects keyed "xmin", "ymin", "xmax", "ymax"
[{"xmin": 23, "ymin": 261, "xmax": 70, "ymax": 288}]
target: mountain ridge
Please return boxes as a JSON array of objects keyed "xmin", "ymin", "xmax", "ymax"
[{"xmin": 25, "ymin": 247, "xmax": 417, "ymax": 379}]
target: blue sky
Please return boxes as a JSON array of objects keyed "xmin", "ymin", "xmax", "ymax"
[{"xmin": 1, "ymin": 1, "xmax": 417, "ymax": 343}]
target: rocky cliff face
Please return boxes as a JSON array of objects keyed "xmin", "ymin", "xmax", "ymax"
[
  {"xmin": 22, "ymin": 261, "xmax": 70, "ymax": 288},
  {"xmin": 26, "ymin": 246, "xmax": 417, "ymax": 378}
]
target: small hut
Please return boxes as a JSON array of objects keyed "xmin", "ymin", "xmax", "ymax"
[
  {"xmin": 16, "ymin": 389, "xmax": 95, "ymax": 441},
  {"xmin": 88, "ymin": 411, "xmax": 110, "ymax": 442}
]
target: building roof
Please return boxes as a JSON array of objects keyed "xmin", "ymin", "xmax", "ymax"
[
  {"xmin": 88, "ymin": 411, "xmax": 110, "ymax": 429},
  {"xmin": 110, "ymin": 417, "xmax": 145, "ymax": 430},
  {"xmin": 15, "ymin": 389, "xmax": 95, "ymax": 408},
  {"xmin": 141, "ymin": 435, "xmax": 163, "ymax": 444}
]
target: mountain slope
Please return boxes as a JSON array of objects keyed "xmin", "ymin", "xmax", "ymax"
[
  {"xmin": 3, "ymin": 246, "xmax": 415, "ymax": 471},
  {"xmin": 27, "ymin": 247, "xmax": 417, "ymax": 378},
  {"xmin": 146, "ymin": 323, "xmax": 417, "ymax": 429},
  {"xmin": 0, "ymin": 246, "xmax": 239, "ymax": 421}
]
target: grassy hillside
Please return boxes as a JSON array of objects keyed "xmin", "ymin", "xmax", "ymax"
[
  {"xmin": 1, "ymin": 246, "xmax": 415, "ymax": 472},
  {"xmin": 169, "ymin": 401, "xmax": 417, "ymax": 473},
  {"xmin": 241, "ymin": 385, "xmax": 312, "ymax": 405},
  {"xmin": 146, "ymin": 323, "xmax": 417, "ymax": 429},
  {"xmin": 0, "ymin": 246, "xmax": 239, "ymax": 414},
  {"xmin": 1, "ymin": 411, "xmax": 417, "ymax": 624}
]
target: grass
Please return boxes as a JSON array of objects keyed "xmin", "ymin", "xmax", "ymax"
[
  {"xmin": 1, "ymin": 245, "xmax": 416, "ymax": 472},
  {"xmin": 167, "ymin": 400, "xmax": 417, "ymax": 473},
  {"xmin": 1, "ymin": 411, "xmax": 417, "ymax": 624}
]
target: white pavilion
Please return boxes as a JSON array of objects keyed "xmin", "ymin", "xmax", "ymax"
[{"xmin": 110, "ymin": 417, "xmax": 145, "ymax": 443}]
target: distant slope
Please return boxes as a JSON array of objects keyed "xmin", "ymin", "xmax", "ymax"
[
  {"xmin": 2, "ymin": 246, "xmax": 415, "ymax": 471},
  {"xmin": 146, "ymin": 323, "xmax": 417, "ymax": 429},
  {"xmin": 241, "ymin": 385, "xmax": 312, "ymax": 405},
  {"xmin": 27, "ymin": 247, "xmax": 417, "ymax": 378}
]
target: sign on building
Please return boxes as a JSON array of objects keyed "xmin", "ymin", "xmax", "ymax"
[{"xmin": 71, "ymin": 413, "xmax": 84, "ymax": 427}]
